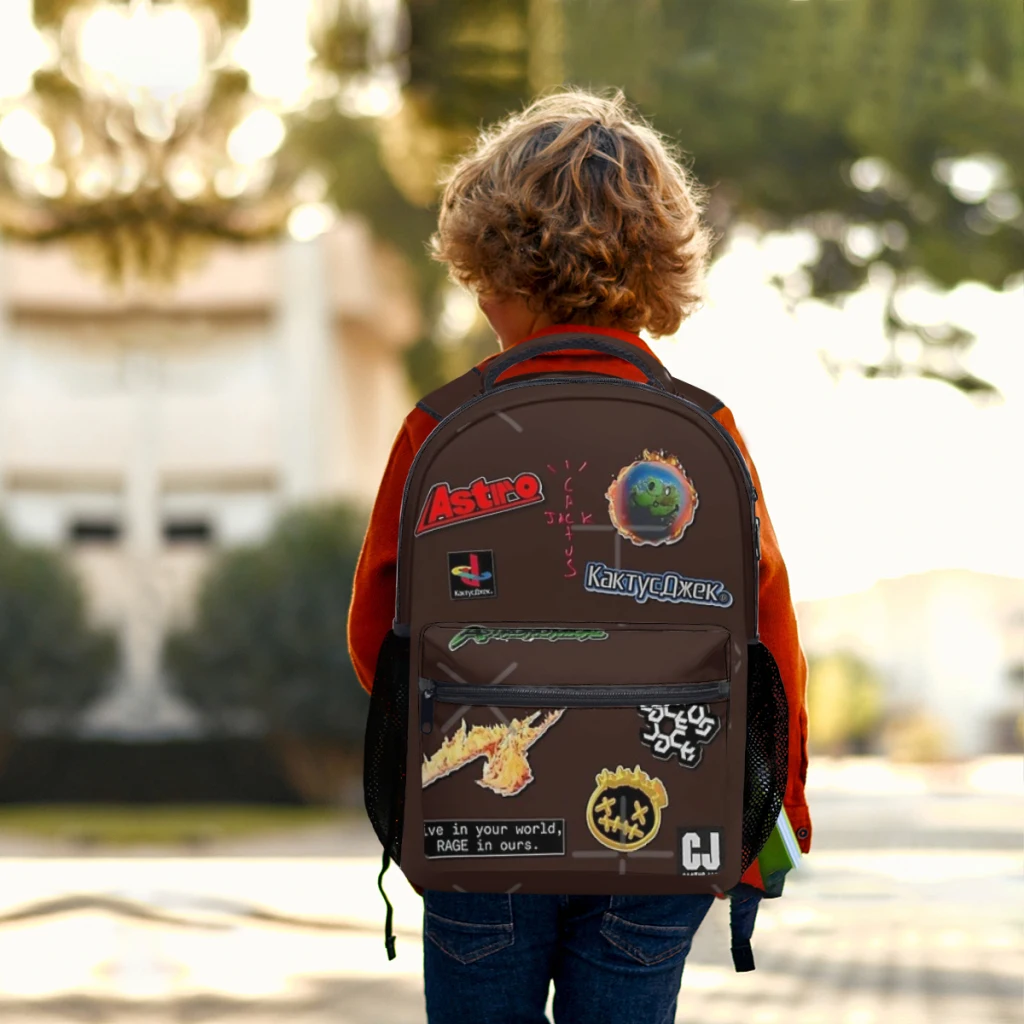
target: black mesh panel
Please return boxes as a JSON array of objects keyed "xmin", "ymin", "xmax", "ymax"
[
  {"xmin": 741, "ymin": 641, "xmax": 789, "ymax": 873},
  {"xmin": 363, "ymin": 630, "xmax": 410, "ymax": 862}
]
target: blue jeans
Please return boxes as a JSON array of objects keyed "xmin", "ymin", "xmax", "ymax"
[{"xmin": 423, "ymin": 891, "xmax": 715, "ymax": 1024}]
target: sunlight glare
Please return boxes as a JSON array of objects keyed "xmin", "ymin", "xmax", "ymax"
[
  {"xmin": 233, "ymin": 0, "xmax": 316, "ymax": 109},
  {"xmin": 214, "ymin": 166, "xmax": 252, "ymax": 199},
  {"xmin": 75, "ymin": 159, "xmax": 116, "ymax": 200},
  {"xmin": 227, "ymin": 109, "xmax": 287, "ymax": 165},
  {"xmin": 655, "ymin": 226, "xmax": 1024, "ymax": 602},
  {"xmin": 78, "ymin": 3, "xmax": 206, "ymax": 102},
  {"xmin": 986, "ymin": 191, "xmax": 1022, "ymax": 223},
  {"xmin": 436, "ymin": 285, "xmax": 480, "ymax": 348},
  {"xmin": 933, "ymin": 154, "xmax": 1008, "ymax": 204},
  {"xmin": 0, "ymin": 0, "xmax": 51, "ymax": 100},
  {"xmin": 287, "ymin": 202, "xmax": 336, "ymax": 242},
  {"xmin": 0, "ymin": 108, "xmax": 55, "ymax": 164},
  {"xmin": 337, "ymin": 70, "xmax": 404, "ymax": 118},
  {"xmin": 849, "ymin": 156, "xmax": 890, "ymax": 192},
  {"xmin": 33, "ymin": 165, "xmax": 67, "ymax": 198},
  {"xmin": 167, "ymin": 158, "xmax": 207, "ymax": 200},
  {"xmin": 843, "ymin": 224, "xmax": 884, "ymax": 263}
]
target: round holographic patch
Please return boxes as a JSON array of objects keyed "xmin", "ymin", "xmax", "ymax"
[{"xmin": 605, "ymin": 449, "xmax": 698, "ymax": 547}]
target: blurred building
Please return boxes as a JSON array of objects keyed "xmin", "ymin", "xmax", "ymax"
[
  {"xmin": 0, "ymin": 220, "xmax": 418, "ymax": 736},
  {"xmin": 797, "ymin": 569, "xmax": 1024, "ymax": 757}
]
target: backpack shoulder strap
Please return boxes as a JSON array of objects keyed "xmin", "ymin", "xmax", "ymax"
[
  {"xmin": 671, "ymin": 376, "xmax": 725, "ymax": 416},
  {"xmin": 415, "ymin": 366, "xmax": 484, "ymax": 422},
  {"xmin": 415, "ymin": 365, "xmax": 725, "ymax": 421}
]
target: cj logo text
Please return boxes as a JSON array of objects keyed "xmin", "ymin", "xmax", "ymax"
[{"xmin": 679, "ymin": 828, "xmax": 722, "ymax": 875}]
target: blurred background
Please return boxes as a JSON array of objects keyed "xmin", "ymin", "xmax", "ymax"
[{"xmin": 0, "ymin": 0, "xmax": 1020, "ymax": 1021}]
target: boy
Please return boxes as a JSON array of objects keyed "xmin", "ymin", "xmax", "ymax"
[{"xmin": 349, "ymin": 89, "xmax": 810, "ymax": 1024}]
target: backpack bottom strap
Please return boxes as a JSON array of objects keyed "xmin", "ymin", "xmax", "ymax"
[
  {"xmin": 378, "ymin": 850, "xmax": 397, "ymax": 960},
  {"xmin": 729, "ymin": 890, "xmax": 761, "ymax": 972}
]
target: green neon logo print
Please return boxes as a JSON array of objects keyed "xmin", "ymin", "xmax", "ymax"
[{"xmin": 448, "ymin": 626, "xmax": 610, "ymax": 652}]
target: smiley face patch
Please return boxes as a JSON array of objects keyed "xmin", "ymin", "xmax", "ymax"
[{"xmin": 586, "ymin": 764, "xmax": 668, "ymax": 852}]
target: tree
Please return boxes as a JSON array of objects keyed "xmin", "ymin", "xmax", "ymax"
[
  {"xmin": 165, "ymin": 504, "xmax": 369, "ymax": 746},
  {"xmin": 7, "ymin": 2, "xmax": 1019, "ymax": 393},
  {"xmin": 562, "ymin": 0, "xmax": 1023, "ymax": 396},
  {"xmin": 806, "ymin": 651, "xmax": 884, "ymax": 755},
  {"xmin": 302, "ymin": 0, "xmax": 1023, "ymax": 397},
  {"xmin": 0, "ymin": 527, "xmax": 116, "ymax": 732},
  {"xmin": 293, "ymin": 0, "xmax": 555, "ymax": 394}
]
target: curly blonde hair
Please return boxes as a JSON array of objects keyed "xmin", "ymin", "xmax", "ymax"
[{"xmin": 431, "ymin": 89, "xmax": 712, "ymax": 337}]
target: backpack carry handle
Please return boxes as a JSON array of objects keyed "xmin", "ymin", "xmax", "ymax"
[{"xmin": 482, "ymin": 333, "xmax": 674, "ymax": 392}]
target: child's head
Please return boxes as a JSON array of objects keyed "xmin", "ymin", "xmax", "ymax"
[{"xmin": 432, "ymin": 89, "xmax": 712, "ymax": 342}]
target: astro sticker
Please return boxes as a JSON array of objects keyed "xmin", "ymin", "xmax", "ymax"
[
  {"xmin": 586, "ymin": 764, "xmax": 668, "ymax": 852},
  {"xmin": 448, "ymin": 550, "xmax": 497, "ymax": 600},
  {"xmin": 605, "ymin": 450, "xmax": 698, "ymax": 547},
  {"xmin": 678, "ymin": 828, "xmax": 723, "ymax": 876},
  {"xmin": 638, "ymin": 704, "xmax": 721, "ymax": 768},
  {"xmin": 416, "ymin": 472, "xmax": 544, "ymax": 535}
]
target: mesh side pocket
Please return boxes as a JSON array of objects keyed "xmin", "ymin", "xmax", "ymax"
[
  {"xmin": 741, "ymin": 641, "xmax": 789, "ymax": 873},
  {"xmin": 363, "ymin": 630, "xmax": 410, "ymax": 862}
]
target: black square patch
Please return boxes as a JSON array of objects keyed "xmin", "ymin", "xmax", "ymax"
[
  {"xmin": 677, "ymin": 827, "xmax": 724, "ymax": 876},
  {"xmin": 447, "ymin": 550, "xmax": 497, "ymax": 600}
]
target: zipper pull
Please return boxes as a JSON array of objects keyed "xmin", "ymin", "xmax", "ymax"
[
  {"xmin": 419, "ymin": 679, "xmax": 435, "ymax": 734},
  {"xmin": 754, "ymin": 516, "xmax": 761, "ymax": 562}
]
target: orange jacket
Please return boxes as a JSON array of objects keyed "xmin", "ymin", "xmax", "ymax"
[{"xmin": 347, "ymin": 324, "xmax": 812, "ymax": 874}]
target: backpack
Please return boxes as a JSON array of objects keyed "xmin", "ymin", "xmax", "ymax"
[{"xmin": 364, "ymin": 333, "xmax": 789, "ymax": 968}]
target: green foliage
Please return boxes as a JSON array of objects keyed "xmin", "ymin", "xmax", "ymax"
[
  {"xmin": 303, "ymin": 0, "xmax": 1022, "ymax": 398},
  {"xmin": 807, "ymin": 651, "xmax": 885, "ymax": 755},
  {"xmin": 0, "ymin": 527, "xmax": 116, "ymax": 731},
  {"xmin": 285, "ymin": 114, "xmax": 452, "ymax": 396},
  {"xmin": 562, "ymin": 0, "xmax": 1022, "ymax": 394},
  {"xmin": 403, "ymin": 0, "xmax": 536, "ymax": 130},
  {"xmin": 0, "ymin": 804, "xmax": 336, "ymax": 847},
  {"xmin": 165, "ymin": 504, "xmax": 370, "ymax": 744},
  {"xmin": 29, "ymin": 1, "xmax": 1021, "ymax": 395},
  {"xmin": 564, "ymin": 0, "xmax": 1023, "ymax": 293}
]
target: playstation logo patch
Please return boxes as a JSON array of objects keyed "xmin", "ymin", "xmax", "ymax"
[{"xmin": 447, "ymin": 550, "xmax": 497, "ymax": 600}]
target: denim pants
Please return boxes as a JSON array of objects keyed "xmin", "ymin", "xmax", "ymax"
[{"xmin": 422, "ymin": 890, "xmax": 715, "ymax": 1024}]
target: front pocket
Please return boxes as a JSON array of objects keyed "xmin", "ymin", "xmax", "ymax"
[
  {"xmin": 420, "ymin": 685, "xmax": 728, "ymax": 800},
  {"xmin": 415, "ymin": 623, "xmax": 735, "ymax": 872},
  {"xmin": 420, "ymin": 679, "xmax": 730, "ymax": 729},
  {"xmin": 420, "ymin": 621, "xmax": 730, "ymax": 686}
]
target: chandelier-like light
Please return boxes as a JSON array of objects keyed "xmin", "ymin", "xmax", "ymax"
[{"xmin": 0, "ymin": 0, "xmax": 400, "ymax": 280}]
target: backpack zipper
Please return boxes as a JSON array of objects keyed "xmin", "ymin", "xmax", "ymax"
[
  {"xmin": 395, "ymin": 376, "xmax": 759, "ymax": 632},
  {"xmin": 419, "ymin": 679, "xmax": 729, "ymax": 732}
]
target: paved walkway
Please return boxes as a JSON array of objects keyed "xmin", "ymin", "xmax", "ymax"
[{"xmin": 0, "ymin": 758, "xmax": 1020, "ymax": 1023}]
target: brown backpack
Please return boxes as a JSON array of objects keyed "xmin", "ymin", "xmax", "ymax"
[{"xmin": 364, "ymin": 334, "xmax": 788, "ymax": 965}]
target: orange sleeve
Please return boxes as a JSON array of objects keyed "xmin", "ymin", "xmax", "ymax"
[
  {"xmin": 715, "ymin": 406, "xmax": 812, "ymax": 856},
  {"xmin": 347, "ymin": 424, "xmax": 416, "ymax": 693}
]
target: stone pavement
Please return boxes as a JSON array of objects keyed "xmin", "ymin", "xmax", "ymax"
[{"xmin": 0, "ymin": 758, "xmax": 1020, "ymax": 1024}]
